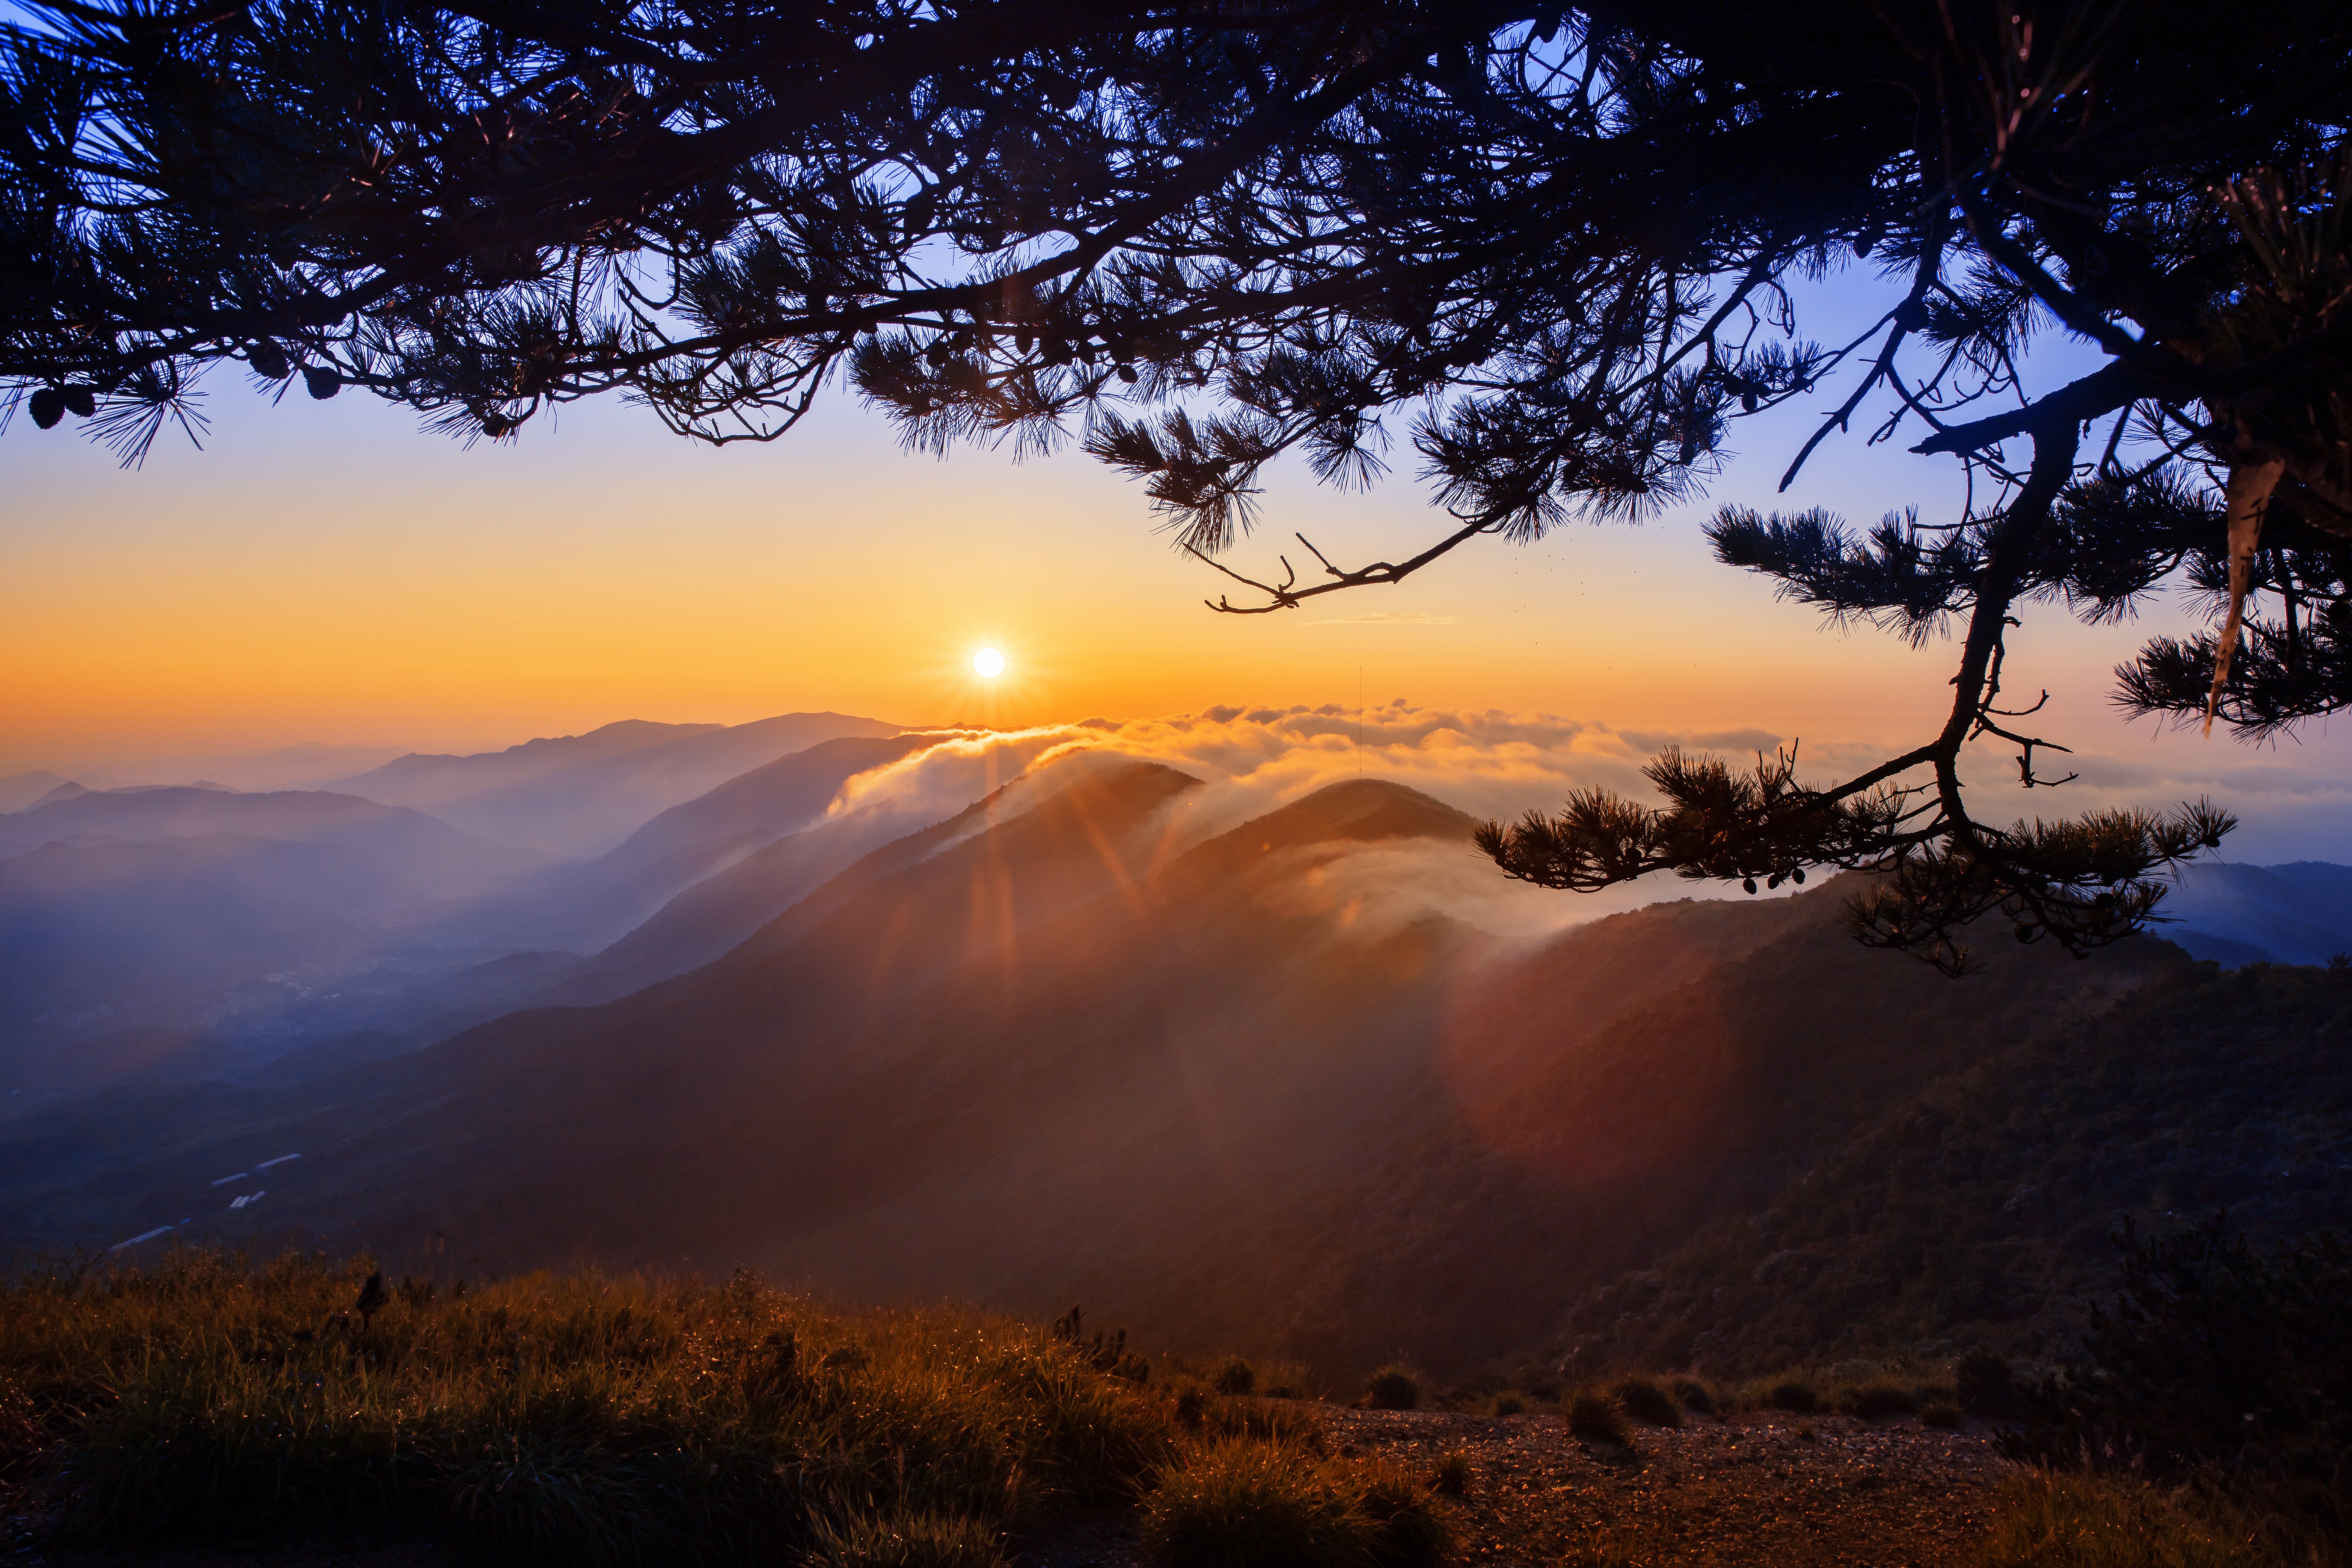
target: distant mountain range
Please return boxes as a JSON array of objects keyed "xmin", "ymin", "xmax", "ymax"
[
  {"xmin": 328, "ymin": 712, "xmax": 903, "ymax": 857},
  {"xmin": 7, "ymin": 719, "xmax": 2352, "ymax": 1386},
  {"xmin": 0, "ymin": 767, "xmax": 2203, "ymax": 1381},
  {"xmin": 2159, "ymin": 860, "xmax": 2352, "ymax": 966}
]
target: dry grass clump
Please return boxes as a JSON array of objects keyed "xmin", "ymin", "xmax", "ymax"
[
  {"xmin": 1142, "ymin": 1438, "xmax": 1450, "ymax": 1568},
  {"xmin": 1667, "ymin": 1378, "xmax": 1717, "ymax": 1418},
  {"xmin": 1611, "ymin": 1378, "xmax": 1679, "ymax": 1428},
  {"xmin": 1972, "ymin": 1471, "xmax": 2286, "ymax": 1568},
  {"xmin": 1564, "ymin": 1392, "xmax": 1629, "ymax": 1446},
  {"xmin": 1363, "ymin": 1366, "xmax": 1420, "ymax": 1412},
  {"xmin": 2, "ymin": 1251, "xmax": 1444, "ymax": 1568},
  {"xmin": 808, "ymin": 1510, "xmax": 1012, "ymax": 1568},
  {"xmin": 1212, "ymin": 1356, "xmax": 1259, "ymax": 1396},
  {"xmin": 1836, "ymin": 1381, "xmax": 1919, "ymax": 1419}
]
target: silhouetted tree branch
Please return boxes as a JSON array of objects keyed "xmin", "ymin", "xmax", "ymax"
[{"xmin": 6, "ymin": 0, "xmax": 2350, "ymax": 965}]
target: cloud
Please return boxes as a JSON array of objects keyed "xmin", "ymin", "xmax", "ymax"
[{"xmin": 809, "ymin": 699, "xmax": 2352, "ymax": 946}]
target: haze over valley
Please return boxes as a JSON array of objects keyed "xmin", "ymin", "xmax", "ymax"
[{"xmin": 7, "ymin": 703, "xmax": 2350, "ymax": 1385}]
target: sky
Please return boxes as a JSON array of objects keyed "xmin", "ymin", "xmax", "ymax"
[{"xmin": 6, "ymin": 271, "xmax": 2352, "ymax": 862}]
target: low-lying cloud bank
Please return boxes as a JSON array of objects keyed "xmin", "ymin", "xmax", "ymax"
[{"xmin": 818, "ymin": 702, "xmax": 2352, "ymax": 941}]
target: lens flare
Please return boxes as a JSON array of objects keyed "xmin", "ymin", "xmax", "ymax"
[{"xmin": 972, "ymin": 648, "xmax": 1007, "ymax": 679}]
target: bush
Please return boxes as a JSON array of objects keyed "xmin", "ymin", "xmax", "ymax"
[
  {"xmin": 1430, "ymin": 1452, "xmax": 1470, "ymax": 1497},
  {"xmin": 1612, "ymin": 1378, "xmax": 1679, "ymax": 1428},
  {"xmin": 1838, "ymin": 1382, "xmax": 1919, "ymax": 1419},
  {"xmin": 1212, "ymin": 1357, "xmax": 1259, "ymax": 1396},
  {"xmin": 2014, "ymin": 1219, "xmax": 2352, "ymax": 1530},
  {"xmin": 1763, "ymin": 1379, "xmax": 1821, "ymax": 1414},
  {"xmin": 1668, "ymin": 1379, "xmax": 1717, "ymax": 1418},
  {"xmin": 1921, "ymin": 1401, "xmax": 1966, "ymax": 1431},
  {"xmin": 1142, "ymin": 1440, "xmax": 1449, "ymax": 1568},
  {"xmin": 1363, "ymin": 1366, "xmax": 1419, "ymax": 1412},
  {"xmin": 1565, "ymin": 1393, "xmax": 1629, "ymax": 1446},
  {"xmin": 1487, "ymin": 1392, "xmax": 1527, "ymax": 1418},
  {"xmin": 1972, "ymin": 1470, "xmax": 2285, "ymax": 1568}
]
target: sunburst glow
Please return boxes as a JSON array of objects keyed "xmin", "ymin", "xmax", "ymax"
[{"xmin": 972, "ymin": 648, "xmax": 1007, "ymax": 679}]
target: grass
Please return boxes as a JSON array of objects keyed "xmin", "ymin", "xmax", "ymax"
[
  {"xmin": 1363, "ymin": 1366, "xmax": 1420, "ymax": 1412},
  {"xmin": 1972, "ymin": 1471, "xmax": 2287, "ymax": 1568},
  {"xmin": 1612, "ymin": 1378, "xmax": 1679, "ymax": 1428},
  {"xmin": 1564, "ymin": 1392, "xmax": 1628, "ymax": 1446},
  {"xmin": 1141, "ymin": 1438, "xmax": 1450, "ymax": 1568},
  {"xmin": 0, "ymin": 1251, "xmax": 1443, "ymax": 1567}
]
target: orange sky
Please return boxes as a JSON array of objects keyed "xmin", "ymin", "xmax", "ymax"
[{"xmin": 6, "ymin": 337, "xmax": 2350, "ymax": 859}]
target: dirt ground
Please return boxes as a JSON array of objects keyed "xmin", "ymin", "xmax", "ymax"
[
  {"xmin": 1016, "ymin": 1404, "xmax": 2009, "ymax": 1568},
  {"xmin": 1318, "ymin": 1406, "xmax": 2008, "ymax": 1568}
]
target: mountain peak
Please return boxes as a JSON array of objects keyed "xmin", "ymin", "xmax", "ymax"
[{"xmin": 1225, "ymin": 777, "xmax": 1478, "ymax": 855}]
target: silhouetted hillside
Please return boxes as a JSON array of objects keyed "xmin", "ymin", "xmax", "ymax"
[
  {"xmin": 1547, "ymin": 956, "xmax": 2352, "ymax": 1377},
  {"xmin": 0, "ymin": 773, "xmax": 2188, "ymax": 1384},
  {"xmin": 331, "ymin": 712, "xmax": 901, "ymax": 855}
]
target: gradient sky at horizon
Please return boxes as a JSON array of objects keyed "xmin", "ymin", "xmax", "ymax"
[{"xmin": 8, "ymin": 270, "xmax": 2352, "ymax": 860}]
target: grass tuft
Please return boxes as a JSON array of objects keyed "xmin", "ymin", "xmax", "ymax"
[
  {"xmin": 1142, "ymin": 1439, "xmax": 1449, "ymax": 1568},
  {"xmin": 1564, "ymin": 1393, "xmax": 1629, "ymax": 1446},
  {"xmin": 810, "ymin": 1510, "xmax": 1012, "ymax": 1568},
  {"xmin": 1212, "ymin": 1357, "xmax": 1259, "ymax": 1396},
  {"xmin": 1667, "ymin": 1378, "xmax": 1717, "ymax": 1418},
  {"xmin": 1763, "ymin": 1378, "xmax": 1821, "ymax": 1414},
  {"xmin": 1612, "ymin": 1378, "xmax": 1679, "ymax": 1428},
  {"xmin": 1838, "ymin": 1381, "xmax": 1919, "ymax": 1419},
  {"xmin": 1363, "ymin": 1366, "xmax": 1419, "ymax": 1412}
]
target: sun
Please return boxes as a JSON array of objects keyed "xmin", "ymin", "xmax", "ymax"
[{"xmin": 972, "ymin": 647, "xmax": 1007, "ymax": 679}]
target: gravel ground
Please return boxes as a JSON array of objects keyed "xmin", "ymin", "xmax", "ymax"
[{"xmin": 1323, "ymin": 1406, "xmax": 2010, "ymax": 1568}]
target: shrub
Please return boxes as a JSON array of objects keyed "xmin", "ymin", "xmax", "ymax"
[
  {"xmin": 1972, "ymin": 1470, "xmax": 2285, "ymax": 1568},
  {"xmin": 1430, "ymin": 1452, "xmax": 1470, "ymax": 1497},
  {"xmin": 1668, "ymin": 1379, "xmax": 1717, "ymax": 1418},
  {"xmin": 1142, "ymin": 1441, "xmax": 1449, "ymax": 1568},
  {"xmin": 1838, "ymin": 1382, "xmax": 1919, "ymax": 1419},
  {"xmin": 1921, "ymin": 1401, "xmax": 1966, "ymax": 1431},
  {"xmin": 1612, "ymin": 1378, "xmax": 1679, "ymax": 1428},
  {"xmin": 1363, "ymin": 1366, "xmax": 1419, "ymax": 1412},
  {"xmin": 1565, "ymin": 1393, "xmax": 1629, "ymax": 1446},
  {"xmin": 1764, "ymin": 1379, "xmax": 1821, "ymax": 1414},
  {"xmin": 1211, "ymin": 1357, "xmax": 1259, "ymax": 1396},
  {"xmin": 2013, "ymin": 1218, "xmax": 2352, "ymax": 1528},
  {"xmin": 1487, "ymin": 1392, "xmax": 1527, "ymax": 1418}
]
